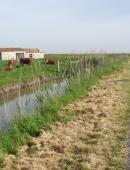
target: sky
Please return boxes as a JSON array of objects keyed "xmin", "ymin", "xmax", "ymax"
[{"xmin": 0, "ymin": 0, "xmax": 130, "ymax": 53}]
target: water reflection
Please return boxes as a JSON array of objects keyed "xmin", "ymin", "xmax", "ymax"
[{"xmin": 0, "ymin": 79, "xmax": 69, "ymax": 130}]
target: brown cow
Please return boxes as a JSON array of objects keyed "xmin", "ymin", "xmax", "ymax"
[
  {"xmin": 44, "ymin": 59, "xmax": 57, "ymax": 65},
  {"xmin": 6, "ymin": 60, "xmax": 17, "ymax": 71},
  {"xmin": 20, "ymin": 58, "xmax": 32, "ymax": 65},
  {"xmin": 6, "ymin": 61, "xmax": 13, "ymax": 71}
]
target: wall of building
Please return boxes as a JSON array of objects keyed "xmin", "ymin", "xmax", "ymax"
[
  {"xmin": 0, "ymin": 52, "xmax": 44, "ymax": 60},
  {"xmin": 1, "ymin": 52, "xmax": 17, "ymax": 60},
  {"xmin": 1, "ymin": 51, "xmax": 26, "ymax": 60},
  {"xmin": 25, "ymin": 53, "xmax": 44, "ymax": 59},
  {"xmin": 32, "ymin": 53, "xmax": 44, "ymax": 59}
]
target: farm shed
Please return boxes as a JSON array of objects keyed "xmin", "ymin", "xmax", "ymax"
[{"xmin": 0, "ymin": 48, "xmax": 44, "ymax": 60}]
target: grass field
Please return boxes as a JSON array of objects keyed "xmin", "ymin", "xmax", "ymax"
[
  {"xmin": 0, "ymin": 54, "xmax": 79, "ymax": 87},
  {"xmin": 0, "ymin": 58, "xmax": 64, "ymax": 87},
  {"xmin": 0, "ymin": 53, "xmax": 128, "ymax": 87}
]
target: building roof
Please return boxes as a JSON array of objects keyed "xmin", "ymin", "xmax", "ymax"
[{"xmin": 0, "ymin": 48, "xmax": 40, "ymax": 53}]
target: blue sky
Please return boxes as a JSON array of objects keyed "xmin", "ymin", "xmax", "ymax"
[{"xmin": 0, "ymin": 0, "xmax": 130, "ymax": 53}]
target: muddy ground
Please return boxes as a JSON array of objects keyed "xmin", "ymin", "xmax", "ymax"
[{"xmin": 3, "ymin": 66, "xmax": 130, "ymax": 170}]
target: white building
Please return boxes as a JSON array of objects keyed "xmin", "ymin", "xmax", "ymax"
[{"xmin": 0, "ymin": 48, "xmax": 44, "ymax": 60}]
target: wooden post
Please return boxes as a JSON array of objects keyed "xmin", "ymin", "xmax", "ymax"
[{"xmin": 57, "ymin": 60, "xmax": 60, "ymax": 72}]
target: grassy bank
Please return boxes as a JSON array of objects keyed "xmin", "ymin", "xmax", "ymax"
[
  {"xmin": 0, "ymin": 59, "xmax": 64, "ymax": 87},
  {"xmin": 0, "ymin": 54, "xmax": 80, "ymax": 87},
  {"xmin": 0, "ymin": 55, "xmax": 128, "ymax": 167},
  {"xmin": 0, "ymin": 54, "xmax": 128, "ymax": 87}
]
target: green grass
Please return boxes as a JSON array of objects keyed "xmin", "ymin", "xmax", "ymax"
[
  {"xmin": 0, "ymin": 54, "xmax": 128, "ymax": 87},
  {"xmin": 0, "ymin": 54, "xmax": 85, "ymax": 87},
  {"xmin": 0, "ymin": 55, "xmax": 128, "ymax": 167},
  {"xmin": 0, "ymin": 56, "xmax": 70, "ymax": 87}
]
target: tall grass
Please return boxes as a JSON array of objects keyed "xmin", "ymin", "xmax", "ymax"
[{"xmin": 0, "ymin": 54, "xmax": 128, "ymax": 166}]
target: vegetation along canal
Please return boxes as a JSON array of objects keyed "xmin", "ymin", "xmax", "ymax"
[{"xmin": 0, "ymin": 79, "xmax": 69, "ymax": 131}]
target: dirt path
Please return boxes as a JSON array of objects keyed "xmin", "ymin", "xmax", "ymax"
[{"xmin": 3, "ymin": 66, "xmax": 130, "ymax": 170}]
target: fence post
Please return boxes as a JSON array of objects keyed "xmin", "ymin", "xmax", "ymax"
[{"xmin": 57, "ymin": 60, "xmax": 60, "ymax": 72}]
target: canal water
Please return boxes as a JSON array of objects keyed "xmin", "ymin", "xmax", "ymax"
[{"xmin": 0, "ymin": 79, "xmax": 69, "ymax": 131}]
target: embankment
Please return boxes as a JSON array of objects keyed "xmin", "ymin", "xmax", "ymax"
[
  {"xmin": 0, "ymin": 76, "xmax": 63, "ymax": 95},
  {"xmin": 3, "ymin": 60, "xmax": 130, "ymax": 170}
]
